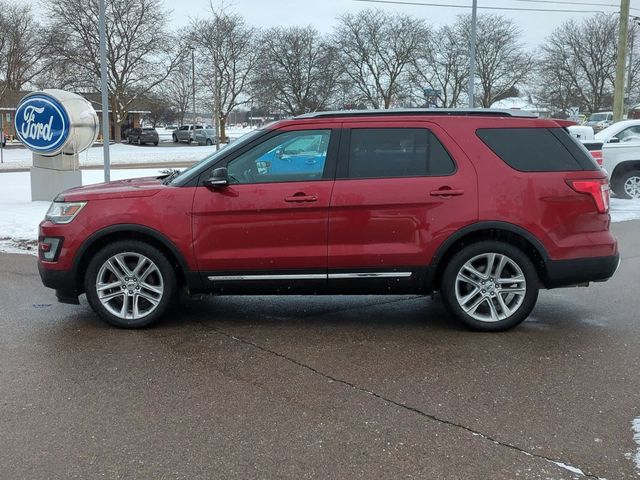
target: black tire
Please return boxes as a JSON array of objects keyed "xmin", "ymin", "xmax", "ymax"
[
  {"xmin": 137, "ymin": 137, "xmax": 142, "ymax": 146},
  {"xmin": 127, "ymin": 137, "xmax": 132, "ymax": 144},
  {"xmin": 84, "ymin": 240, "xmax": 177, "ymax": 328},
  {"xmin": 153, "ymin": 141, "xmax": 159, "ymax": 146},
  {"xmin": 206, "ymin": 139, "xmax": 212, "ymax": 146},
  {"xmin": 612, "ymin": 169, "xmax": 640, "ymax": 199},
  {"xmin": 440, "ymin": 240, "xmax": 539, "ymax": 332},
  {"xmin": 173, "ymin": 134, "xmax": 178, "ymax": 143}
]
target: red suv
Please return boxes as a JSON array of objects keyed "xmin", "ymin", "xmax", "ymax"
[{"xmin": 37, "ymin": 110, "xmax": 619, "ymax": 331}]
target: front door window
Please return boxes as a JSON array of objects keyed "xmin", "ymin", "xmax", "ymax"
[{"xmin": 227, "ymin": 130, "xmax": 331, "ymax": 184}]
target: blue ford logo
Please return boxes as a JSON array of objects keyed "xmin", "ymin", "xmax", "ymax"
[{"xmin": 15, "ymin": 94, "xmax": 70, "ymax": 154}]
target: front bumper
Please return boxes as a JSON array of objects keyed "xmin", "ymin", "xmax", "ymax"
[
  {"xmin": 544, "ymin": 254, "xmax": 620, "ymax": 288},
  {"xmin": 38, "ymin": 262, "xmax": 80, "ymax": 304}
]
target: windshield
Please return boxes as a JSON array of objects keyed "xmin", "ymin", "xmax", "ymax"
[
  {"xmin": 589, "ymin": 113, "xmax": 609, "ymax": 122},
  {"xmin": 169, "ymin": 128, "xmax": 265, "ymax": 185}
]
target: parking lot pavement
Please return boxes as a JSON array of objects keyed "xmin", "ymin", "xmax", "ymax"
[{"xmin": 1, "ymin": 222, "xmax": 639, "ymax": 479}]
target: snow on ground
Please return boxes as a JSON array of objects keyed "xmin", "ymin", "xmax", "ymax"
[
  {"xmin": 0, "ymin": 167, "xmax": 639, "ymax": 254},
  {"xmin": 632, "ymin": 417, "xmax": 640, "ymax": 473},
  {"xmin": 0, "ymin": 126, "xmax": 256, "ymax": 170},
  {"xmin": 610, "ymin": 198, "xmax": 640, "ymax": 222},
  {"xmin": 0, "ymin": 169, "xmax": 165, "ymax": 254}
]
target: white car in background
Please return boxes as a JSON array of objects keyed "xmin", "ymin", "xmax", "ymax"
[{"xmin": 591, "ymin": 120, "xmax": 640, "ymax": 199}]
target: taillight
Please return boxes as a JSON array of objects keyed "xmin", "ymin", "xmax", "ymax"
[
  {"xmin": 589, "ymin": 150, "xmax": 603, "ymax": 166},
  {"xmin": 567, "ymin": 179, "xmax": 610, "ymax": 213}
]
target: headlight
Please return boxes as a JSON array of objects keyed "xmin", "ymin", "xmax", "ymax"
[{"xmin": 45, "ymin": 201, "xmax": 87, "ymax": 224}]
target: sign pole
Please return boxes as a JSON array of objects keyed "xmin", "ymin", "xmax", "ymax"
[
  {"xmin": 99, "ymin": 0, "xmax": 110, "ymax": 182},
  {"xmin": 0, "ymin": 114, "xmax": 4, "ymax": 165}
]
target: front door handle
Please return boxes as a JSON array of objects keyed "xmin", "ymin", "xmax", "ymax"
[
  {"xmin": 430, "ymin": 188, "xmax": 464, "ymax": 197},
  {"xmin": 285, "ymin": 193, "xmax": 318, "ymax": 203}
]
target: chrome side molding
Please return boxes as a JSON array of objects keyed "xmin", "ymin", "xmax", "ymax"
[{"xmin": 207, "ymin": 272, "xmax": 413, "ymax": 281}]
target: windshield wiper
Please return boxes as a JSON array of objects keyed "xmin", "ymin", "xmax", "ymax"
[{"xmin": 160, "ymin": 169, "xmax": 182, "ymax": 185}]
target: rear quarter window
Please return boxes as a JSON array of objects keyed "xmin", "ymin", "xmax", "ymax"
[{"xmin": 476, "ymin": 127, "xmax": 598, "ymax": 172}]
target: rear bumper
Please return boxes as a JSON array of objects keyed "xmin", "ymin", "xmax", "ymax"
[{"xmin": 544, "ymin": 254, "xmax": 620, "ymax": 288}]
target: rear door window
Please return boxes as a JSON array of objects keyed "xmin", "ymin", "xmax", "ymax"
[
  {"xmin": 476, "ymin": 128, "xmax": 597, "ymax": 172},
  {"xmin": 346, "ymin": 128, "xmax": 456, "ymax": 179}
]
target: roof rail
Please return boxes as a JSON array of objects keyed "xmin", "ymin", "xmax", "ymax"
[{"xmin": 294, "ymin": 108, "xmax": 538, "ymax": 119}]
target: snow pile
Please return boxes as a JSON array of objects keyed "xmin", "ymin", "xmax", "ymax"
[
  {"xmin": 0, "ymin": 169, "xmax": 164, "ymax": 253},
  {"xmin": 610, "ymin": 197, "xmax": 640, "ymax": 222},
  {"xmin": 633, "ymin": 417, "xmax": 640, "ymax": 472}
]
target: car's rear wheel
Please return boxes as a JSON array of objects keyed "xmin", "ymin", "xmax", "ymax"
[
  {"xmin": 614, "ymin": 170, "xmax": 640, "ymax": 199},
  {"xmin": 206, "ymin": 139, "xmax": 212, "ymax": 146},
  {"xmin": 84, "ymin": 241, "xmax": 176, "ymax": 328},
  {"xmin": 441, "ymin": 241, "xmax": 538, "ymax": 331}
]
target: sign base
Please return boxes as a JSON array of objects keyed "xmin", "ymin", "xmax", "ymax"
[{"xmin": 30, "ymin": 153, "xmax": 82, "ymax": 201}]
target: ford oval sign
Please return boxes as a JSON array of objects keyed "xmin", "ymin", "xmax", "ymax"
[{"xmin": 15, "ymin": 94, "xmax": 70, "ymax": 155}]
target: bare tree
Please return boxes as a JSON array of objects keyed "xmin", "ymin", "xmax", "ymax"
[
  {"xmin": 333, "ymin": 9, "xmax": 429, "ymax": 109},
  {"xmin": 160, "ymin": 56, "xmax": 193, "ymax": 126},
  {"xmin": 46, "ymin": 0, "xmax": 179, "ymax": 141},
  {"xmin": 538, "ymin": 15, "xmax": 619, "ymax": 113},
  {"xmin": 253, "ymin": 26, "xmax": 340, "ymax": 115},
  {"xmin": 457, "ymin": 14, "xmax": 532, "ymax": 107},
  {"xmin": 410, "ymin": 22, "xmax": 468, "ymax": 108},
  {"xmin": 192, "ymin": 8, "xmax": 258, "ymax": 143},
  {"xmin": 0, "ymin": 2, "xmax": 47, "ymax": 92}
]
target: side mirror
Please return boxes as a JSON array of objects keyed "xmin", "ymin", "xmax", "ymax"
[
  {"xmin": 608, "ymin": 137, "xmax": 620, "ymax": 144},
  {"xmin": 203, "ymin": 167, "xmax": 229, "ymax": 188}
]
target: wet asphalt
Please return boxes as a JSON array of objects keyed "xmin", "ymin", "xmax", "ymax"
[{"xmin": 1, "ymin": 221, "xmax": 639, "ymax": 479}]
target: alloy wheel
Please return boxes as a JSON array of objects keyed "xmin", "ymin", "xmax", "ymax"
[
  {"xmin": 95, "ymin": 252, "xmax": 164, "ymax": 320},
  {"xmin": 454, "ymin": 252, "xmax": 527, "ymax": 323},
  {"xmin": 623, "ymin": 175, "xmax": 640, "ymax": 199}
]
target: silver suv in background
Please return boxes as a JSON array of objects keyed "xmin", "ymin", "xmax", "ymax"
[
  {"xmin": 194, "ymin": 128, "xmax": 218, "ymax": 146},
  {"xmin": 173, "ymin": 125, "xmax": 204, "ymax": 143}
]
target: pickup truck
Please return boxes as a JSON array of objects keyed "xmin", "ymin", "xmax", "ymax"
[
  {"xmin": 582, "ymin": 120, "xmax": 640, "ymax": 199},
  {"xmin": 172, "ymin": 125, "xmax": 205, "ymax": 143}
]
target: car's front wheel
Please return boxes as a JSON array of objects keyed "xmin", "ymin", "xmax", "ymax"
[
  {"xmin": 84, "ymin": 241, "xmax": 176, "ymax": 328},
  {"xmin": 440, "ymin": 241, "xmax": 538, "ymax": 331}
]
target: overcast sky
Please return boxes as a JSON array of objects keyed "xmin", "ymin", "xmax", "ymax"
[
  {"xmin": 166, "ymin": 0, "xmax": 640, "ymax": 48},
  {"xmin": 20, "ymin": 0, "xmax": 640, "ymax": 49}
]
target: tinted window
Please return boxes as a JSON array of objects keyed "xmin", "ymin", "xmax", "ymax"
[
  {"xmin": 227, "ymin": 130, "xmax": 330, "ymax": 184},
  {"xmin": 476, "ymin": 128, "xmax": 595, "ymax": 172},
  {"xmin": 347, "ymin": 128, "xmax": 455, "ymax": 179}
]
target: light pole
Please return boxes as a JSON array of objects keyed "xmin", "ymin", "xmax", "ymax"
[
  {"xmin": 613, "ymin": 0, "xmax": 631, "ymax": 122},
  {"xmin": 468, "ymin": 0, "xmax": 478, "ymax": 108},
  {"xmin": 189, "ymin": 45, "xmax": 196, "ymax": 142},
  {"xmin": 627, "ymin": 17, "xmax": 640, "ymax": 113}
]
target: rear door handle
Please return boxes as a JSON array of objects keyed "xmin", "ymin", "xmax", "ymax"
[
  {"xmin": 430, "ymin": 188, "xmax": 464, "ymax": 197},
  {"xmin": 285, "ymin": 194, "xmax": 318, "ymax": 203}
]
